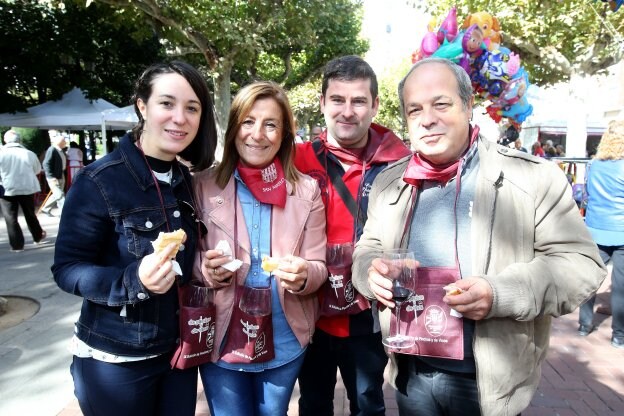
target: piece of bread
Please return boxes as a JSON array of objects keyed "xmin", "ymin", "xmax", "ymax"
[
  {"xmin": 261, "ymin": 256, "xmax": 280, "ymax": 272},
  {"xmin": 443, "ymin": 284, "xmax": 464, "ymax": 296},
  {"xmin": 151, "ymin": 229, "xmax": 186, "ymax": 258}
]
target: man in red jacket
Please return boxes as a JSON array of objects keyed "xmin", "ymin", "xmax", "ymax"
[{"xmin": 295, "ymin": 55, "xmax": 411, "ymax": 415}]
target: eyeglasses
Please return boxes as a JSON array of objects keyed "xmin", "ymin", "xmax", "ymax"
[{"xmin": 177, "ymin": 199, "xmax": 208, "ymax": 237}]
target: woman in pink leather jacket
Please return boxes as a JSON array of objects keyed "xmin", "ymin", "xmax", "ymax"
[{"xmin": 193, "ymin": 81, "xmax": 327, "ymax": 415}]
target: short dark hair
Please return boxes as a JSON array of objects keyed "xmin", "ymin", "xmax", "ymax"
[
  {"xmin": 131, "ymin": 60, "xmax": 217, "ymax": 172},
  {"xmin": 321, "ymin": 55, "xmax": 378, "ymax": 101}
]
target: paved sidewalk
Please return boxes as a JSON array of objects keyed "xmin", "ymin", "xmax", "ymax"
[{"xmin": 1, "ymin": 212, "xmax": 623, "ymax": 416}]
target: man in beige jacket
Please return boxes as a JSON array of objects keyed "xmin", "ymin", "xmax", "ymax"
[{"xmin": 352, "ymin": 58, "xmax": 606, "ymax": 416}]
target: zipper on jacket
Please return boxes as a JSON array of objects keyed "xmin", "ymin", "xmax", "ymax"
[
  {"xmin": 484, "ymin": 171, "xmax": 504, "ymax": 273},
  {"xmin": 473, "ymin": 170, "xmax": 503, "ymax": 415}
]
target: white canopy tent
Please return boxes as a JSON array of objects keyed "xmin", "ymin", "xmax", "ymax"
[
  {"xmin": 0, "ymin": 88, "xmax": 136, "ymax": 132},
  {"xmin": 100, "ymin": 105, "xmax": 138, "ymax": 146}
]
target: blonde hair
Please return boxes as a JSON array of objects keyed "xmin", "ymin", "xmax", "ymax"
[
  {"xmin": 595, "ymin": 120, "xmax": 624, "ymax": 160},
  {"xmin": 215, "ymin": 81, "xmax": 299, "ymax": 188}
]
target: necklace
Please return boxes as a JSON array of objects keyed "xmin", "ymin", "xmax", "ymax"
[{"xmin": 153, "ymin": 168, "xmax": 173, "ymax": 184}]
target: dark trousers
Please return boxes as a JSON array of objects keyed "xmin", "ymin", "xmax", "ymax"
[
  {"xmin": 0, "ymin": 194, "xmax": 44, "ymax": 250},
  {"xmin": 395, "ymin": 356, "xmax": 480, "ymax": 416},
  {"xmin": 579, "ymin": 244, "xmax": 624, "ymax": 338},
  {"xmin": 71, "ymin": 354, "xmax": 198, "ymax": 416},
  {"xmin": 298, "ymin": 329, "xmax": 388, "ymax": 416}
]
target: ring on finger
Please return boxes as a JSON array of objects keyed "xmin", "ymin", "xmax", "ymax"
[{"xmin": 213, "ymin": 268, "xmax": 218, "ymax": 274}]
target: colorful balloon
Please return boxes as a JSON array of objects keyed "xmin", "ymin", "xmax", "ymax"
[
  {"xmin": 432, "ymin": 31, "xmax": 465, "ymax": 61},
  {"xmin": 437, "ymin": 7, "xmax": 458, "ymax": 44},
  {"xmin": 421, "ymin": 31, "xmax": 440, "ymax": 57},
  {"xmin": 413, "ymin": 8, "xmax": 534, "ymax": 127},
  {"xmin": 458, "ymin": 25, "xmax": 486, "ymax": 72},
  {"xmin": 600, "ymin": 0, "xmax": 624, "ymax": 12},
  {"xmin": 462, "ymin": 11, "xmax": 502, "ymax": 51}
]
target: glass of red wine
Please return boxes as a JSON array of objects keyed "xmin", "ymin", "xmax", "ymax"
[{"xmin": 381, "ymin": 248, "xmax": 418, "ymax": 349}]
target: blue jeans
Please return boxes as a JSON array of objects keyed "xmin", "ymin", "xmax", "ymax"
[
  {"xmin": 579, "ymin": 244, "xmax": 624, "ymax": 338},
  {"xmin": 298, "ymin": 329, "xmax": 388, "ymax": 416},
  {"xmin": 395, "ymin": 356, "xmax": 480, "ymax": 416},
  {"xmin": 71, "ymin": 354, "xmax": 198, "ymax": 416},
  {"xmin": 199, "ymin": 352, "xmax": 305, "ymax": 416}
]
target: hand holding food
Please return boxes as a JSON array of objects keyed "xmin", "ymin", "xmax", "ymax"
[
  {"xmin": 271, "ymin": 255, "xmax": 309, "ymax": 292},
  {"xmin": 443, "ymin": 283, "xmax": 464, "ymax": 296},
  {"xmin": 138, "ymin": 230, "xmax": 186, "ymax": 294},
  {"xmin": 152, "ymin": 229, "xmax": 186, "ymax": 258},
  {"xmin": 261, "ymin": 256, "xmax": 280, "ymax": 273}
]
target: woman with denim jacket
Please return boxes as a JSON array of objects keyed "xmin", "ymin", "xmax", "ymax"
[
  {"xmin": 52, "ymin": 61, "xmax": 217, "ymax": 416},
  {"xmin": 193, "ymin": 81, "xmax": 327, "ymax": 416}
]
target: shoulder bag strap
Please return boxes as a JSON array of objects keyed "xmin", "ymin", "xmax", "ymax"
[{"xmin": 312, "ymin": 139, "xmax": 358, "ymax": 218}]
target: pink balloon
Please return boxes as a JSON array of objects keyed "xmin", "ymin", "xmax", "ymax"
[
  {"xmin": 421, "ymin": 32, "xmax": 439, "ymax": 57},
  {"xmin": 437, "ymin": 6, "xmax": 458, "ymax": 43}
]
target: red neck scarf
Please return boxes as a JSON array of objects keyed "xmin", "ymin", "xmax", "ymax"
[
  {"xmin": 403, "ymin": 126, "xmax": 479, "ymax": 188},
  {"xmin": 237, "ymin": 158, "xmax": 287, "ymax": 208},
  {"xmin": 323, "ymin": 132, "xmax": 373, "ymax": 166}
]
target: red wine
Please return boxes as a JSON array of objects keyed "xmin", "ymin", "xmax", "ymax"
[{"xmin": 392, "ymin": 286, "xmax": 412, "ymax": 303}]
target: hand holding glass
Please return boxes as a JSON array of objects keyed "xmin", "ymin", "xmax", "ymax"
[{"xmin": 381, "ymin": 249, "xmax": 418, "ymax": 349}]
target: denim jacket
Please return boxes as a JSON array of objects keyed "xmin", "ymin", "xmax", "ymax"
[{"xmin": 53, "ymin": 134, "xmax": 199, "ymax": 356}]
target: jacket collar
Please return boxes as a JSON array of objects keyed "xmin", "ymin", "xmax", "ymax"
[
  {"xmin": 319, "ymin": 123, "xmax": 410, "ymax": 166},
  {"xmin": 2, "ymin": 142, "xmax": 25, "ymax": 150},
  {"xmin": 476, "ymin": 135, "xmax": 505, "ymax": 183},
  {"xmin": 366, "ymin": 123, "xmax": 412, "ymax": 164},
  {"xmin": 118, "ymin": 133, "xmax": 185, "ymax": 191}
]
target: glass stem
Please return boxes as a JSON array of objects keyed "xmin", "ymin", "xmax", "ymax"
[{"xmin": 394, "ymin": 301, "xmax": 401, "ymax": 338}]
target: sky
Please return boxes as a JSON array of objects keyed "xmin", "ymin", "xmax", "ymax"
[{"xmin": 361, "ymin": 0, "xmax": 430, "ymax": 75}]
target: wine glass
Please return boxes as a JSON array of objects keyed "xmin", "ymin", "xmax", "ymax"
[
  {"xmin": 239, "ymin": 285, "xmax": 271, "ymax": 317},
  {"xmin": 326, "ymin": 243, "xmax": 354, "ymax": 297},
  {"xmin": 381, "ymin": 248, "xmax": 418, "ymax": 349},
  {"xmin": 186, "ymin": 280, "xmax": 214, "ymax": 307}
]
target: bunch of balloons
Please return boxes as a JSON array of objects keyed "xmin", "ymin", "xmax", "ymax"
[
  {"xmin": 412, "ymin": 7, "xmax": 533, "ymax": 128},
  {"xmin": 599, "ymin": 0, "xmax": 623, "ymax": 12}
]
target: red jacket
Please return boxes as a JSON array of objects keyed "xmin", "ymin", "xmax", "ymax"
[{"xmin": 294, "ymin": 123, "xmax": 411, "ymax": 337}]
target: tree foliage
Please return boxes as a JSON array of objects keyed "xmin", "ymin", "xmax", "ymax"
[
  {"xmin": 287, "ymin": 78, "xmax": 323, "ymax": 135},
  {"xmin": 375, "ymin": 58, "xmax": 413, "ymax": 139},
  {"xmin": 92, "ymin": 0, "xmax": 368, "ymax": 138},
  {"xmin": 414, "ymin": 0, "xmax": 624, "ymax": 85},
  {"xmin": 0, "ymin": 0, "xmax": 165, "ymax": 113}
]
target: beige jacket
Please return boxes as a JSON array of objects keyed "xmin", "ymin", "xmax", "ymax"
[
  {"xmin": 352, "ymin": 138, "xmax": 606, "ymax": 416},
  {"xmin": 193, "ymin": 168, "xmax": 327, "ymax": 361}
]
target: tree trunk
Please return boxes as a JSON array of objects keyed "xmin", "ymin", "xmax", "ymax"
[
  {"xmin": 212, "ymin": 60, "xmax": 233, "ymax": 162},
  {"xmin": 566, "ymin": 73, "xmax": 589, "ymax": 159}
]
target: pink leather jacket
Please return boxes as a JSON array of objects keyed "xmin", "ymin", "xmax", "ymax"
[{"xmin": 193, "ymin": 168, "xmax": 327, "ymax": 360}]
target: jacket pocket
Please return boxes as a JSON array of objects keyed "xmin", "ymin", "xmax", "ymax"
[{"xmin": 121, "ymin": 211, "xmax": 167, "ymax": 258}]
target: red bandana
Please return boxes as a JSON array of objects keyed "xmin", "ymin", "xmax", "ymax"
[
  {"xmin": 403, "ymin": 126, "xmax": 480, "ymax": 188},
  {"xmin": 237, "ymin": 159, "xmax": 287, "ymax": 208}
]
